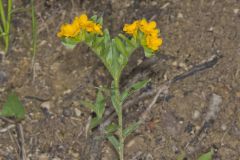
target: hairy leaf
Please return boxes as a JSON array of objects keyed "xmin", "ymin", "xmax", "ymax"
[
  {"xmin": 111, "ymin": 94, "xmax": 120, "ymax": 115},
  {"xmin": 61, "ymin": 37, "xmax": 79, "ymax": 49},
  {"xmin": 90, "ymin": 15, "xmax": 98, "ymax": 21},
  {"xmin": 80, "ymin": 100, "xmax": 95, "ymax": 112},
  {"xmin": 105, "ymin": 123, "xmax": 119, "ymax": 133},
  {"xmin": 115, "ymin": 37, "xmax": 127, "ymax": 56},
  {"xmin": 123, "ymin": 122, "xmax": 139, "ymax": 138},
  {"xmin": 144, "ymin": 47, "xmax": 154, "ymax": 58},
  {"xmin": 95, "ymin": 90, "xmax": 105, "ymax": 118},
  {"xmin": 90, "ymin": 117, "xmax": 102, "ymax": 129},
  {"xmin": 121, "ymin": 79, "xmax": 150, "ymax": 101},
  {"xmin": 0, "ymin": 93, "xmax": 25, "ymax": 120},
  {"xmin": 107, "ymin": 135, "xmax": 120, "ymax": 152},
  {"xmin": 97, "ymin": 16, "xmax": 103, "ymax": 25},
  {"xmin": 197, "ymin": 149, "xmax": 213, "ymax": 160}
]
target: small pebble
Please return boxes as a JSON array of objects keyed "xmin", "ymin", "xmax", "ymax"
[
  {"xmin": 137, "ymin": 59, "xmax": 143, "ymax": 65},
  {"xmin": 172, "ymin": 61, "xmax": 178, "ymax": 66},
  {"xmin": 236, "ymin": 91, "xmax": 240, "ymax": 98},
  {"xmin": 221, "ymin": 124, "xmax": 227, "ymax": 131},
  {"xmin": 146, "ymin": 153, "xmax": 153, "ymax": 160},
  {"xmin": 0, "ymin": 71, "xmax": 7, "ymax": 84},
  {"xmin": 74, "ymin": 108, "xmax": 82, "ymax": 117},
  {"xmin": 63, "ymin": 89, "xmax": 71, "ymax": 95},
  {"xmin": 233, "ymin": 8, "xmax": 239, "ymax": 14},
  {"xmin": 192, "ymin": 110, "xmax": 200, "ymax": 120},
  {"xmin": 151, "ymin": 1, "xmax": 157, "ymax": 6},
  {"xmin": 179, "ymin": 62, "xmax": 188, "ymax": 70},
  {"xmin": 195, "ymin": 125, "xmax": 201, "ymax": 131},
  {"xmin": 62, "ymin": 108, "xmax": 72, "ymax": 117},
  {"xmin": 40, "ymin": 101, "xmax": 52, "ymax": 110},
  {"xmin": 208, "ymin": 27, "xmax": 214, "ymax": 32},
  {"xmin": 39, "ymin": 154, "xmax": 49, "ymax": 160},
  {"xmin": 177, "ymin": 13, "xmax": 183, "ymax": 18}
]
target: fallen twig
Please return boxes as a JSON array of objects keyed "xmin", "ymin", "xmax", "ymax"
[
  {"xmin": 0, "ymin": 124, "xmax": 15, "ymax": 133},
  {"xmin": 16, "ymin": 123, "xmax": 27, "ymax": 160}
]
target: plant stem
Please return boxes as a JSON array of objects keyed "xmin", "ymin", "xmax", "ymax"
[
  {"xmin": 0, "ymin": 0, "xmax": 12, "ymax": 55},
  {"xmin": 4, "ymin": 0, "xmax": 12, "ymax": 54},
  {"xmin": 114, "ymin": 79, "xmax": 124, "ymax": 160}
]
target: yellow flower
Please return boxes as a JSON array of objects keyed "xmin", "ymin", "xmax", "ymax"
[
  {"xmin": 123, "ymin": 21, "xmax": 139, "ymax": 35},
  {"xmin": 85, "ymin": 21, "xmax": 103, "ymax": 35},
  {"xmin": 123, "ymin": 19, "xmax": 163, "ymax": 51},
  {"xmin": 57, "ymin": 22, "xmax": 81, "ymax": 38},
  {"xmin": 139, "ymin": 19, "xmax": 157, "ymax": 35},
  {"xmin": 57, "ymin": 14, "xmax": 103, "ymax": 37},
  {"xmin": 92, "ymin": 23, "xmax": 103, "ymax": 35},
  {"xmin": 75, "ymin": 14, "xmax": 89, "ymax": 28},
  {"xmin": 146, "ymin": 35, "xmax": 163, "ymax": 51}
]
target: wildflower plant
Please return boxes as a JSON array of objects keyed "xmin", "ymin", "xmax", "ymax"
[{"xmin": 58, "ymin": 14, "xmax": 162, "ymax": 160}]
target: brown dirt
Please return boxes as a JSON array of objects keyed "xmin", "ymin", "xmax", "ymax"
[{"xmin": 0, "ymin": 0, "xmax": 240, "ymax": 159}]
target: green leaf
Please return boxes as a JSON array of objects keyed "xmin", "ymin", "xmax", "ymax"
[
  {"xmin": 90, "ymin": 15, "xmax": 98, "ymax": 21},
  {"xmin": 121, "ymin": 79, "xmax": 150, "ymax": 101},
  {"xmin": 90, "ymin": 117, "xmax": 102, "ymax": 129},
  {"xmin": 106, "ymin": 44, "xmax": 113, "ymax": 66},
  {"xmin": 85, "ymin": 32, "xmax": 94, "ymax": 46},
  {"xmin": 144, "ymin": 47, "xmax": 154, "ymax": 58},
  {"xmin": 80, "ymin": 100, "xmax": 95, "ymax": 112},
  {"xmin": 111, "ymin": 93, "xmax": 120, "ymax": 115},
  {"xmin": 107, "ymin": 135, "xmax": 120, "ymax": 152},
  {"xmin": 115, "ymin": 37, "xmax": 127, "ymax": 56},
  {"xmin": 0, "ymin": 93, "xmax": 25, "ymax": 120},
  {"xmin": 61, "ymin": 37, "xmax": 79, "ymax": 49},
  {"xmin": 123, "ymin": 122, "xmax": 139, "ymax": 138},
  {"xmin": 95, "ymin": 90, "xmax": 105, "ymax": 118},
  {"xmin": 103, "ymin": 29, "xmax": 110, "ymax": 47},
  {"xmin": 97, "ymin": 16, "xmax": 103, "ymax": 25},
  {"xmin": 131, "ymin": 79, "xmax": 150, "ymax": 90},
  {"xmin": 197, "ymin": 149, "xmax": 213, "ymax": 160},
  {"xmin": 121, "ymin": 90, "xmax": 129, "ymax": 102},
  {"xmin": 118, "ymin": 54, "xmax": 126, "ymax": 66},
  {"xmin": 105, "ymin": 123, "xmax": 119, "ymax": 133},
  {"xmin": 119, "ymin": 34, "xmax": 137, "ymax": 48},
  {"xmin": 92, "ymin": 37, "xmax": 104, "ymax": 55}
]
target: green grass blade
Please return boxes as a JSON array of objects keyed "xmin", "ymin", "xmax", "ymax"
[
  {"xmin": 0, "ymin": 24, "xmax": 3, "ymax": 35},
  {"xmin": 4, "ymin": 0, "xmax": 12, "ymax": 53},
  {"xmin": 0, "ymin": 0, "xmax": 6, "ymax": 30},
  {"xmin": 31, "ymin": 0, "xmax": 37, "ymax": 56}
]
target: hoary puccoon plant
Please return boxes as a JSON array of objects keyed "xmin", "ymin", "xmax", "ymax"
[{"xmin": 58, "ymin": 14, "xmax": 162, "ymax": 160}]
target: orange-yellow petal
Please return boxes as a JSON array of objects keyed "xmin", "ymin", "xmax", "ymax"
[
  {"xmin": 57, "ymin": 23, "xmax": 80, "ymax": 38},
  {"xmin": 123, "ymin": 21, "xmax": 139, "ymax": 35},
  {"xmin": 146, "ymin": 35, "xmax": 163, "ymax": 51}
]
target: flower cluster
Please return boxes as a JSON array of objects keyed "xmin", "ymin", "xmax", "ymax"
[
  {"xmin": 123, "ymin": 19, "xmax": 162, "ymax": 51},
  {"xmin": 57, "ymin": 14, "xmax": 103, "ymax": 38}
]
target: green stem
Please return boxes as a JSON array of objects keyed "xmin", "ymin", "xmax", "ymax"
[
  {"xmin": 114, "ymin": 79, "xmax": 124, "ymax": 160},
  {"xmin": 0, "ymin": 0, "xmax": 6, "ymax": 31},
  {"xmin": 4, "ymin": 0, "xmax": 12, "ymax": 54}
]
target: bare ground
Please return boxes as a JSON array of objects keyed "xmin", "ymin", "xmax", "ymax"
[{"xmin": 0, "ymin": 0, "xmax": 240, "ymax": 159}]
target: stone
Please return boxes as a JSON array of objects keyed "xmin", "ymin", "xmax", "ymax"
[
  {"xmin": 192, "ymin": 110, "xmax": 200, "ymax": 120},
  {"xmin": 74, "ymin": 108, "xmax": 82, "ymax": 117},
  {"xmin": 40, "ymin": 101, "xmax": 52, "ymax": 110},
  {"xmin": 0, "ymin": 71, "xmax": 7, "ymax": 84},
  {"xmin": 39, "ymin": 154, "xmax": 49, "ymax": 160}
]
